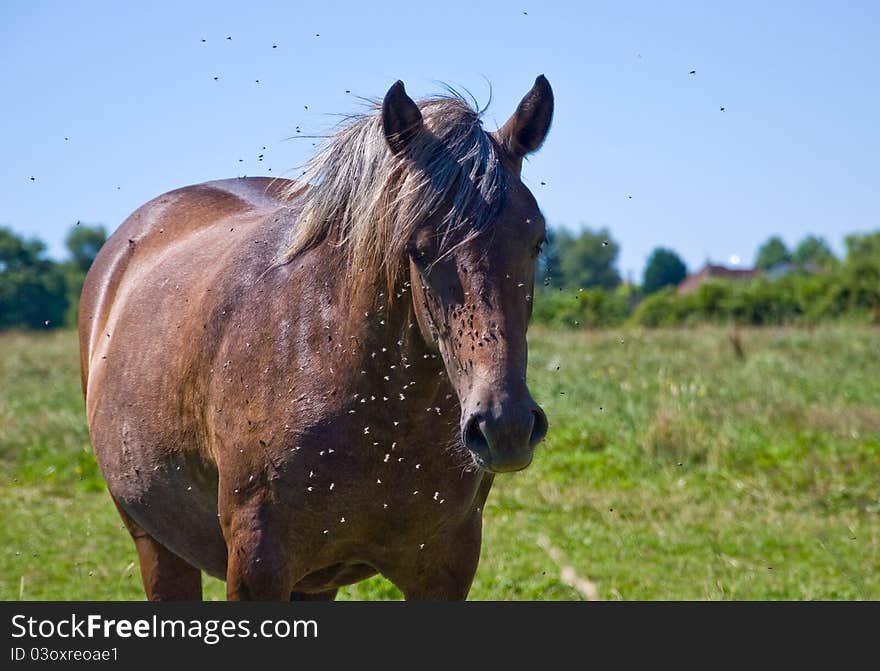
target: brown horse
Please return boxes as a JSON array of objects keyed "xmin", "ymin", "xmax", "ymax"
[{"xmin": 79, "ymin": 76, "xmax": 553, "ymax": 600}]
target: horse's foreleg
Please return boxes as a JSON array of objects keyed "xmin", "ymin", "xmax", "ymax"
[
  {"xmin": 220, "ymin": 497, "xmax": 297, "ymax": 601},
  {"xmin": 112, "ymin": 498, "xmax": 202, "ymax": 601},
  {"xmin": 400, "ymin": 573, "xmax": 475, "ymax": 601},
  {"xmin": 387, "ymin": 514, "xmax": 483, "ymax": 601}
]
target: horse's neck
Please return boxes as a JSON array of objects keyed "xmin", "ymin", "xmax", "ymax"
[
  {"xmin": 343, "ymin": 280, "xmax": 440, "ymax": 376},
  {"xmin": 332, "ymin": 272, "xmax": 456, "ymax": 420}
]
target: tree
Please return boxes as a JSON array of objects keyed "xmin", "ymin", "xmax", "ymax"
[
  {"xmin": 844, "ymin": 231, "xmax": 880, "ymax": 263},
  {"xmin": 557, "ymin": 227, "xmax": 621, "ymax": 290},
  {"xmin": 0, "ymin": 227, "xmax": 68, "ymax": 329},
  {"xmin": 754, "ymin": 236, "xmax": 791, "ymax": 270},
  {"xmin": 792, "ymin": 235, "xmax": 836, "ymax": 270},
  {"xmin": 642, "ymin": 247, "xmax": 687, "ymax": 294},
  {"xmin": 840, "ymin": 232, "xmax": 880, "ymax": 317},
  {"xmin": 535, "ymin": 227, "xmax": 561, "ymax": 289},
  {"xmin": 0, "ymin": 227, "xmax": 45, "ymax": 271},
  {"xmin": 65, "ymin": 223, "xmax": 106, "ymax": 273}
]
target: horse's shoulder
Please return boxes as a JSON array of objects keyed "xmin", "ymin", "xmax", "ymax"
[{"xmin": 80, "ymin": 178, "xmax": 300, "ymax": 351}]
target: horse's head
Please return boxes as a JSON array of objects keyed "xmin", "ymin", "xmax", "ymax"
[{"xmin": 382, "ymin": 77, "xmax": 553, "ymax": 473}]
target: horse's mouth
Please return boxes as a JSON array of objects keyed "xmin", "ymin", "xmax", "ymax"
[{"xmin": 469, "ymin": 448, "xmax": 534, "ymax": 474}]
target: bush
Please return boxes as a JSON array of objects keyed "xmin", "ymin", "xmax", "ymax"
[
  {"xmin": 629, "ymin": 288, "xmax": 680, "ymax": 327},
  {"xmin": 532, "ymin": 284, "xmax": 633, "ymax": 328},
  {"xmin": 533, "ymin": 248, "xmax": 880, "ymax": 329}
]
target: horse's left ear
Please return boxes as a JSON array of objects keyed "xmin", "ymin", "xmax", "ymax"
[
  {"xmin": 382, "ymin": 80, "xmax": 424, "ymax": 154},
  {"xmin": 497, "ymin": 75, "xmax": 554, "ymax": 163}
]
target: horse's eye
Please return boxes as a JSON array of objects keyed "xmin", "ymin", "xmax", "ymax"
[
  {"xmin": 406, "ymin": 243, "xmax": 429, "ymax": 266},
  {"xmin": 533, "ymin": 241, "xmax": 545, "ymax": 257}
]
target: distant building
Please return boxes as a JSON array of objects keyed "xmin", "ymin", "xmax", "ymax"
[
  {"xmin": 677, "ymin": 263, "xmax": 758, "ymax": 295},
  {"xmin": 763, "ymin": 261, "xmax": 796, "ymax": 279},
  {"xmin": 764, "ymin": 260, "xmax": 826, "ymax": 278}
]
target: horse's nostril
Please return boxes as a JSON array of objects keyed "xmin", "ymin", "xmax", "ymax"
[
  {"xmin": 530, "ymin": 407, "xmax": 548, "ymax": 446},
  {"xmin": 463, "ymin": 415, "xmax": 489, "ymax": 454}
]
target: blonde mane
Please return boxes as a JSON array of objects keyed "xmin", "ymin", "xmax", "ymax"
[{"xmin": 281, "ymin": 93, "xmax": 508, "ymax": 294}]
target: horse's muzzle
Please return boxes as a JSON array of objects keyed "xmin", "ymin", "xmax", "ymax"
[{"xmin": 461, "ymin": 400, "xmax": 548, "ymax": 473}]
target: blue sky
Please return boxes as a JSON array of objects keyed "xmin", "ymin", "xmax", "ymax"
[{"xmin": 2, "ymin": 0, "xmax": 878, "ymax": 280}]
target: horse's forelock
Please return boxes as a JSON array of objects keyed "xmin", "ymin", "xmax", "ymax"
[{"xmin": 280, "ymin": 94, "xmax": 508, "ymax": 294}]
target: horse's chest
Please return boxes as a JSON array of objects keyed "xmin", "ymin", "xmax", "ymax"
[{"xmin": 272, "ymin": 444, "xmax": 484, "ymax": 549}]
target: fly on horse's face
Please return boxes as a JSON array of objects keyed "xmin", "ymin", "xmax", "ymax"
[{"xmin": 382, "ymin": 77, "xmax": 554, "ymax": 473}]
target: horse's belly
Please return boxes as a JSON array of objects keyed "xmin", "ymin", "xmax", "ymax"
[{"xmin": 293, "ymin": 563, "xmax": 379, "ymax": 593}]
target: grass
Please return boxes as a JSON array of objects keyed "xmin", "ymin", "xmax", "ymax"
[{"xmin": 1, "ymin": 325, "xmax": 878, "ymax": 600}]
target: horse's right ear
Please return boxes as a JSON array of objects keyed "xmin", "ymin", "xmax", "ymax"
[{"xmin": 382, "ymin": 80, "xmax": 423, "ymax": 154}]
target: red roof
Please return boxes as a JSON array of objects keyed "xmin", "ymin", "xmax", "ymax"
[{"xmin": 677, "ymin": 264, "xmax": 757, "ymax": 294}]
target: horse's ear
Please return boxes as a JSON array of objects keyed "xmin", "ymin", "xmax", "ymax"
[
  {"xmin": 382, "ymin": 80, "xmax": 423, "ymax": 154},
  {"xmin": 498, "ymin": 75, "xmax": 554, "ymax": 163}
]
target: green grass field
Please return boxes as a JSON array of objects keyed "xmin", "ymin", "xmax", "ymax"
[{"xmin": 1, "ymin": 326, "xmax": 878, "ymax": 600}]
